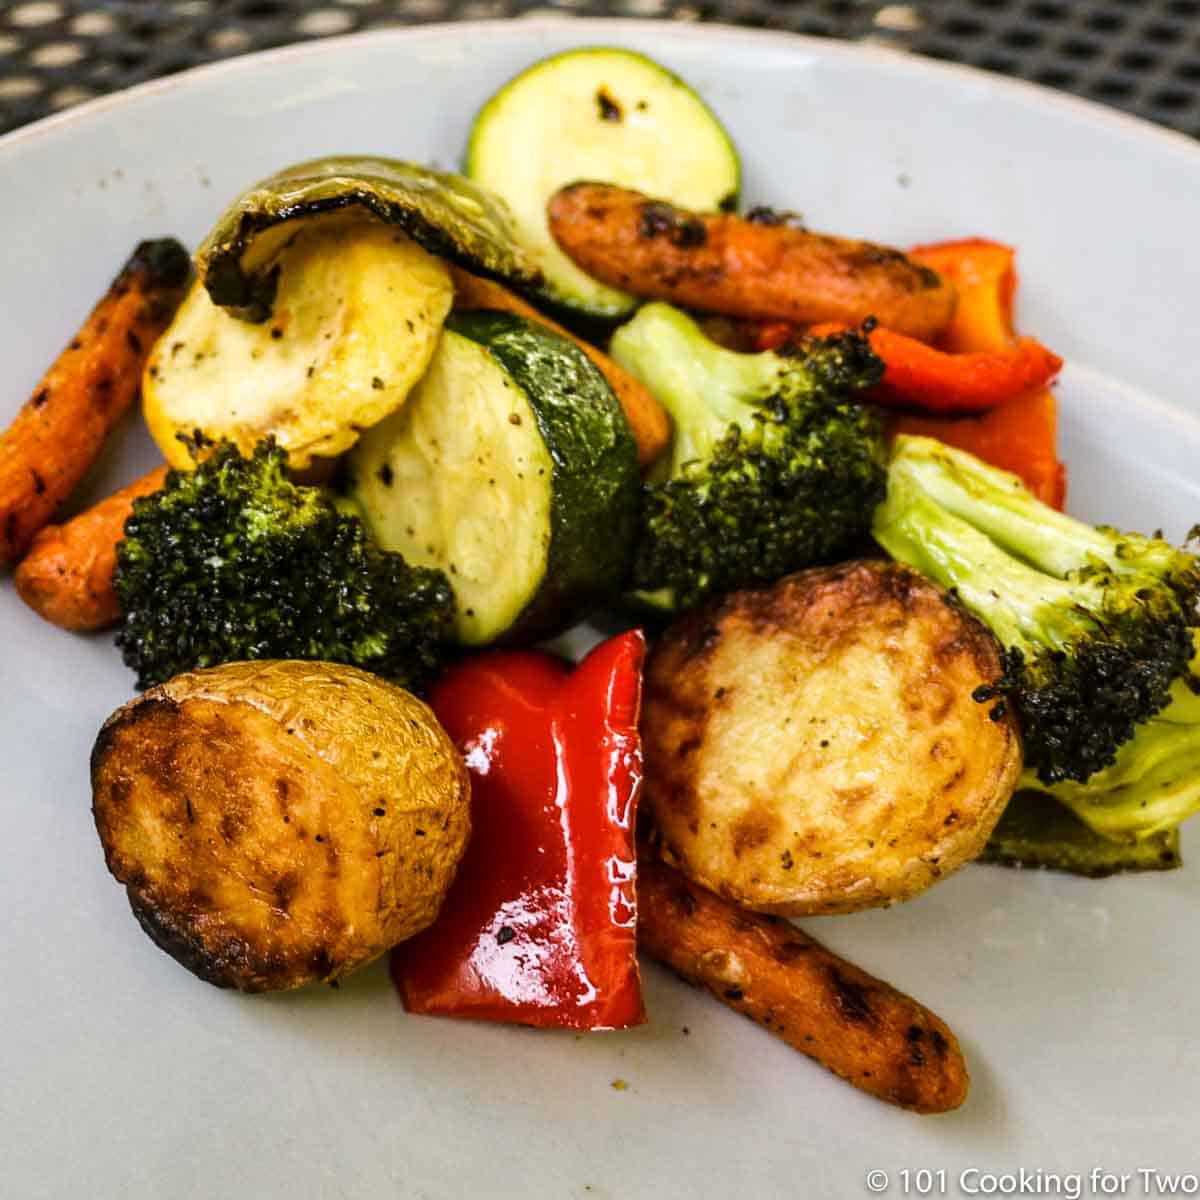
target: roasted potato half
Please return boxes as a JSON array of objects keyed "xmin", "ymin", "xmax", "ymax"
[
  {"xmin": 91, "ymin": 660, "xmax": 471, "ymax": 992},
  {"xmin": 641, "ymin": 561, "xmax": 1022, "ymax": 915}
]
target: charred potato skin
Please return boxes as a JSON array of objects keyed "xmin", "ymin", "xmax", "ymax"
[
  {"xmin": 91, "ymin": 661, "xmax": 471, "ymax": 992},
  {"xmin": 641, "ymin": 561, "xmax": 1022, "ymax": 916}
]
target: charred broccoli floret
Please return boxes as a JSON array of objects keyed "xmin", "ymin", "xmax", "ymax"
[
  {"xmin": 1021, "ymin": 644, "xmax": 1200, "ymax": 841},
  {"xmin": 874, "ymin": 435, "xmax": 1200, "ymax": 785},
  {"xmin": 609, "ymin": 303, "xmax": 886, "ymax": 611},
  {"xmin": 114, "ymin": 439, "xmax": 455, "ymax": 690}
]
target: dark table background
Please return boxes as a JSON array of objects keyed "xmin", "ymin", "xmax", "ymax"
[{"xmin": 1, "ymin": 0, "xmax": 1197, "ymax": 138}]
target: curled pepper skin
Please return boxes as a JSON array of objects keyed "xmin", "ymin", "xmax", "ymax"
[
  {"xmin": 391, "ymin": 631, "xmax": 647, "ymax": 1031},
  {"xmin": 804, "ymin": 320, "xmax": 1062, "ymax": 416},
  {"xmin": 864, "ymin": 325, "xmax": 1061, "ymax": 414},
  {"xmin": 889, "ymin": 239, "xmax": 1067, "ymax": 508},
  {"xmin": 758, "ymin": 241, "xmax": 1066, "ymax": 506}
]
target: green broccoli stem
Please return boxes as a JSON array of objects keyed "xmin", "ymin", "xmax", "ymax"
[
  {"xmin": 873, "ymin": 475, "xmax": 1099, "ymax": 661},
  {"xmin": 610, "ymin": 302, "xmax": 885, "ymax": 612},
  {"xmin": 611, "ymin": 303, "xmax": 788, "ymax": 480},
  {"xmin": 877, "ymin": 435, "xmax": 1200, "ymax": 788},
  {"xmin": 891, "ymin": 436, "xmax": 1187, "ymax": 583}
]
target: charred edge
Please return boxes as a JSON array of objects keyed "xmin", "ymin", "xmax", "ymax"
[
  {"xmin": 596, "ymin": 87, "xmax": 623, "ymax": 122},
  {"xmin": 638, "ymin": 201, "xmax": 707, "ymax": 249},
  {"xmin": 127, "ymin": 889, "xmax": 240, "ymax": 990},
  {"xmin": 127, "ymin": 238, "xmax": 193, "ymax": 291},
  {"xmin": 906, "ymin": 1025, "xmax": 927, "ymax": 1067},
  {"xmin": 744, "ymin": 205, "xmax": 803, "ymax": 228},
  {"xmin": 31, "ymin": 387, "xmax": 50, "ymax": 409},
  {"xmin": 207, "ymin": 193, "xmax": 542, "ymax": 321},
  {"xmin": 828, "ymin": 966, "xmax": 877, "ymax": 1026},
  {"xmin": 90, "ymin": 695, "xmax": 181, "ymax": 787}
]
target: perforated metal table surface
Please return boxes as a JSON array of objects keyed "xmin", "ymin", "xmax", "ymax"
[{"xmin": 0, "ymin": 1, "xmax": 1197, "ymax": 139}]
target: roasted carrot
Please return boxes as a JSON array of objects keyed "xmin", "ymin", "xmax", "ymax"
[
  {"xmin": 14, "ymin": 465, "xmax": 169, "ymax": 631},
  {"xmin": 450, "ymin": 266, "xmax": 670, "ymax": 468},
  {"xmin": 0, "ymin": 239, "xmax": 190, "ymax": 565},
  {"xmin": 638, "ymin": 856, "xmax": 969, "ymax": 1113},
  {"xmin": 547, "ymin": 183, "xmax": 958, "ymax": 343}
]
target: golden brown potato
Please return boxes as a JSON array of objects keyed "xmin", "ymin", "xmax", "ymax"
[
  {"xmin": 641, "ymin": 561, "xmax": 1021, "ymax": 916},
  {"xmin": 91, "ymin": 660, "xmax": 470, "ymax": 992}
]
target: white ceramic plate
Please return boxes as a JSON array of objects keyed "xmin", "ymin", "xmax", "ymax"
[{"xmin": 3, "ymin": 19, "xmax": 1199, "ymax": 1199}]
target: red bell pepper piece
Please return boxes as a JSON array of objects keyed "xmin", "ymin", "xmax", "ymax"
[
  {"xmin": 888, "ymin": 391, "xmax": 1067, "ymax": 510},
  {"xmin": 806, "ymin": 320, "xmax": 1062, "ymax": 416},
  {"xmin": 864, "ymin": 325, "xmax": 1061, "ymax": 414},
  {"xmin": 391, "ymin": 630, "xmax": 647, "ymax": 1031},
  {"xmin": 754, "ymin": 241, "xmax": 1068, "ymax": 504},
  {"xmin": 889, "ymin": 239, "xmax": 1068, "ymax": 508},
  {"xmin": 909, "ymin": 238, "xmax": 1017, "ymax": 355}
]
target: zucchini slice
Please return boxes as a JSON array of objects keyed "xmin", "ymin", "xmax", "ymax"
[
  {"xmin": 197, "ymin": 156, "xmax": 541, "ymax": 322},
  {"xmin": 144, "ymin": 221, "xmax": 453, "ymax": 470},
  {"xmin": 348, "ymin": 310, "xmax": 639, "ymax": 646},
  {"xmin": 981, "ymin": 791, "xmax": 1182, "ymax": 877},
  {"xmin": 466, "ymin": 47, "xmax": 740, "ymax": 318}
]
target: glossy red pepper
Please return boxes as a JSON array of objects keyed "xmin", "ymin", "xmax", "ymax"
[{"xmin": 391, "ymin": 630, "xmax": 647, "ymax": 1030}]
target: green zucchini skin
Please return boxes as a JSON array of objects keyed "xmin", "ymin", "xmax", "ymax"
[
  {"xmin": 197, "ymin": 157, "xmax": 542, "ymax": 322},
  {"xmin": 466, "ymin": 47, "xmax": 741, "ymax": 319},
  {"xmin": 980, "ymin": 791, "xmax": 1182, "ymax": 877},
  {"xmin": 446, "ymin": 310, "xmax": 640, "ymax": 644}
]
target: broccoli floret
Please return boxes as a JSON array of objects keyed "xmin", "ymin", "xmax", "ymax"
[
  {"xmin": 874, "ymin": 435, "xmax": 1200, "ymax": 785},
  {"xmin": 609, "ymin": 303, "xmax": 886, "ymax": 611},
  {"xmin": 114, "ymin": 439, "xmax": 455, "ymax": 690},
  {"xmin": 1019, "ymin": 642, "xmax": 1200, "ymax": 841}
]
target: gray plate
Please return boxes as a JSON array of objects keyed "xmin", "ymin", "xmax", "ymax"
[{"xmin": 2, "ymin": 20, "xmax": 1198, "ymax": 1199}]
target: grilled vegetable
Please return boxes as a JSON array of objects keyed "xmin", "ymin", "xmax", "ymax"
[
  {"xmin": 0, "ymin": 239, "xmax": 189, "ymax": 565},
  {"xmin": 889, "ymin": 391, "xmax": 1066, "ymax": 510},
  {"xmin": 1017, "ymin": 651, "xmax": 1200, "ymax": 841},
  {"xmin": 15, "ymin": 465, "xmax": 168, "ymax": 631},
  {"xmin": 874, "ymin": 436, "xmax": 1200, "ymax": 785},
  {"xmin": 981, "ymin": 791, "xmax": 1181, "ymax": 877},
  {"xmin": 450, "ymin": 266, "xmax": 670, "ymax": 468},
  {"xmin": 610, "ymin": 303, "xmax": 886, "ymax": 612},
  {"xmin": 91, "ymin": 660, "xmax": 471, "ymax": 992},
  {"xmin": 466, "ymin": 47, "xmax": 739, "ymax": 317},
  {"xmin": 197, "ymin": 156, "xmax": 540, "ymax": 322},
  {"xmin": 547, "ymin": 183, "xmax": 957, "ymax": 341},
  {"xmin": 810, "ymin": 320, "xmax": 1063, "ymax": 415},
  {"xmin": 640, "ymin": 561, "xmax": 1022, "ymax": 916},
  {"xmin": 145, "ymin": 222, "xmax": 453, "ymax": 470},
  {"xmin": 889, "ymin": 238, "xmax": 1067, "ymax": 506},
  {"xmin": 638, "ymin": 855, "xmax": 969, "ymax": 1113},
  {"xmin": 393, "ymin": 632, "xmax": 647, "ymax": 1030},
  {"xmin": 349, "ymin": 310, "xmax": 639, "ymax": 646},
  {"xmin": 113, "ymin": 440, "xmax": 455, "ymax": 691}
]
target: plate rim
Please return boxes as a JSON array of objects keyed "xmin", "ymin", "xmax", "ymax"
[{"xmin": 2, "ymin": 16, "xmax": 1198, "ymax": 168}]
